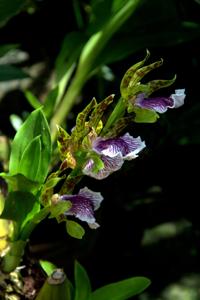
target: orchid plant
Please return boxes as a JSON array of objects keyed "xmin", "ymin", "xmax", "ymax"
[{"xmin": 0, "ymin": 49, "xmax": 185, "ymax": 299}]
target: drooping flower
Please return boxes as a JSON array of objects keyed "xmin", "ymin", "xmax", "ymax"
[
  {"xmin": 134, "ymin": 89, "xmax": 186, "ymax": 113},
  {"xmin": 83, "ymin": 133, "xmax": 146, "ymax": 180},
  {"xmin": 60, "ymin": 187, "xmax": 103, "ymax": 228}
]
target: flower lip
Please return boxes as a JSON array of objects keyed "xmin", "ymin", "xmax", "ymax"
[
  {"xmin": 170, "ymin": 89, "xmax": 186, "ymax": 108},
  {"xmin": 134, "ymin": 89, "xmax": 186, "ymax": 113},
  {"xmin": 60, "ymin": 187, "xmax": 103, "ymax": 228}
]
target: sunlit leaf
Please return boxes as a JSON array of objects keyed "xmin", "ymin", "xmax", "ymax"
[
  {"xmin": 9, "ymin": 108, "xmax": 51, "ymax": 183},
  {"xmin": 39, "ymin": 260, "xmax": 57, "ymax": 276},
  {"xmin": 74, "ymin": 261, "xmax": 92, "ymax": 300},
  {"xmin": 91, "ymin": 276, "xmax": 151, "ymax": 300}
]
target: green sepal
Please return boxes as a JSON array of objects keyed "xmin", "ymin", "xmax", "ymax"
[
  {"xmin": 129, "ymin": 58, "xmax": 163, "ymax": 88},
  {"xmin": 132, "ymin": 107, "xmax": 159, "ymax": 123},
  {"xmin": 9, "ymin": 108, "xmax": 51, "ymax": 184},
  {"xmin": 121, "ymin": 58, "xmax": 163, "ymax": 100},
  {"xmin": 57, "ymin": 125, "xmax": 71, "ymax": 159},
  {"xmin": 72, "ymin": 97, "xmax": 97, "ymax": 142},
  {"xmin": 49, "ymin": 201, "xmax": 72, "ymax": 222},
  {"xmin": 120, "ymin": 50, "xmax": 150, "ymax": 99},
  {"xmin": 66, "ymin": 220, "xmax": 85, "ymax": 239},
  {"xmin": 145, "ymin": 75, "xmax": 177, "ymax": 96},
  {"xmin": 89, "ymin": 152, "xmax": 104, "ymax": 174},
  {"xmin": 89, "ymin": 94, "xmax": 114, "ymax": 131}
]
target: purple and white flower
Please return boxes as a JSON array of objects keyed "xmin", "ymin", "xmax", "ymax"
[
  {"xmin": 135, "ymin": 89, "xmax": 186, "ymax": 113},
  {"xmin": 83, "ymin": 133, "xmax": 146, "ymax": 180},
  {"xmin": 60, "ymin": 187, "xmax": 103, "ymax": 228}
]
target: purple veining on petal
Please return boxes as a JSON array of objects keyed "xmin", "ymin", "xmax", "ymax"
[
  {"xmin": 170, "ymin": 89, "xmax": 186, "ymax": 108},
  {"xmin": 60, "ymin": 187, "xmax": 103, "ymax": 226},
  {"xmin": 83, "ymin": 154, "xmax": 124, "ymax": 180},
  {"xmin": 83, "ymin": 133, "xmax": 145, "ymax": 179},
  {"xmin": 120, "ymin": 133, "xmax": 146, "ymax": 160},
  {"xmin": 135, "ymin": 93, "xmax": 174, "ymax": 113},
  {"xmin": 93, "ymin": 134, "xmax": 145, "ymax": 158}
]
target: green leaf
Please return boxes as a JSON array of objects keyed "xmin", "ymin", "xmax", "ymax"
[
  {"xmin": 18, "ymin": 135, "xmax": 42, "ymax": 181},
  {"xmin": 55, "ymin": 31, "xmax": 86, "ymax": 83},
  {"xmin": 43, "ymin": 87, "xmax": 59, "ymax": 119},
  {"xmin": 0, "ymin": 191, "xmax": 40, "ymax": 231},
  {"xmin": 74, "ymin": 261, "xmax": 92, "ymax": 300},
  {"xmin": 9, "ymin": 108, "xmax": 51, "ymax": 183},
  {"xmin": 66, "ymin": 220, "xmax": 85, "ymax": 239},
  {"xmin": 0, "ymin": 0, "xmax": 27, "ymax": 27},
  {"xmin": 0, "ymin": 173, "xmax": 41, "ymax": 195},
  {"xmin": 24, "ymin": 91, "xmax": 42, "ymax": 110},
  {"xmin": 39, "ymin": 260, "xmax": 57, "ymax": 276},
  {"xmin": 0, "ymin": 44, "xmax": 19, "ymax": 57},
  {"xmin": 0, "ymin": 65, "xmax": 28, "ymax": 81},
  {"xmin": 91, "ymin": 276, "xmax": 151, "ymax": 300}
]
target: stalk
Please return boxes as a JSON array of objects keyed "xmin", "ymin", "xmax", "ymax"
[{"xmin": 50, "ymin": 0, "xmax": 142, "ymax": 141}]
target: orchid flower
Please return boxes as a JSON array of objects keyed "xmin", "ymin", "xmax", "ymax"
[
  {"xmin": 60, "ymin": 187, "xmax": 103, "ymax": 228},
  {"xmin": 83, "ymin": 133, "xmax": 146, "ymax": 180},
  {"xmin": 134, "ymin": 89, "xmax": 186, "ymax": 113}
]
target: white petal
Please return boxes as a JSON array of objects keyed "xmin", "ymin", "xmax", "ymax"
[{"xmin": 171, "ymin": 89, "xmax": 186, "ymax": 108}]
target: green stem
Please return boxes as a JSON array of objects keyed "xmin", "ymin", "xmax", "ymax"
[
  {"xmin": 102, "ymin": 97, "xmax": 126, "ymax": 135},
  {"xmin": 50, "ymin": 0, "xmax": 142, "ymax": 141}
]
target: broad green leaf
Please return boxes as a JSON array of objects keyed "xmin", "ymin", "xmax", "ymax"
[
  {"xmin": 9, "ymin": 108, "xmax": 51, "ymax": 183},
  {"xmin": 66, "ymin": 220, "xmax": 85, "ymax": 239},
  {"xmin": 39, "ymin": 260, "xmax": 57, "ymax": 276},
  {"xmin": 0, "ymin": 173, "xmax": 41, "ymax": 195},
  {"xmin": 18, "ymin": 135, "xmax": 42, "ymax": 182},
  {"xmin": 0, "ymin": 0, "xmax": 27, "ymax": 27},
  {"xmin": 24, "ymin": 91, "xmax": 42, "ymax": 110},
  {"xmin": 74, "ymin": 261, "xmax": 92, "ymax": 300},
  {"xmin": 91, "ymin": 276, "xmax": 151, "ymax": 300},
  {"xmin": 0, "ymin": 191, "xmax": 40, "ymax": 231},
  {"xmin": 0, "ymin": 65, "xmax": 28, "ymax": 81}
]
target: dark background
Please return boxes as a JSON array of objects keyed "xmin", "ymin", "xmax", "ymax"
[{"xmin": 1, "ymin": 0, "xmax": 200, "ymax": 299}]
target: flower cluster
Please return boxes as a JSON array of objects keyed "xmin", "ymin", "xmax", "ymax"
[{"xmin": 53, "ymin": 51, "xmax": 186, "ymax": 232}]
